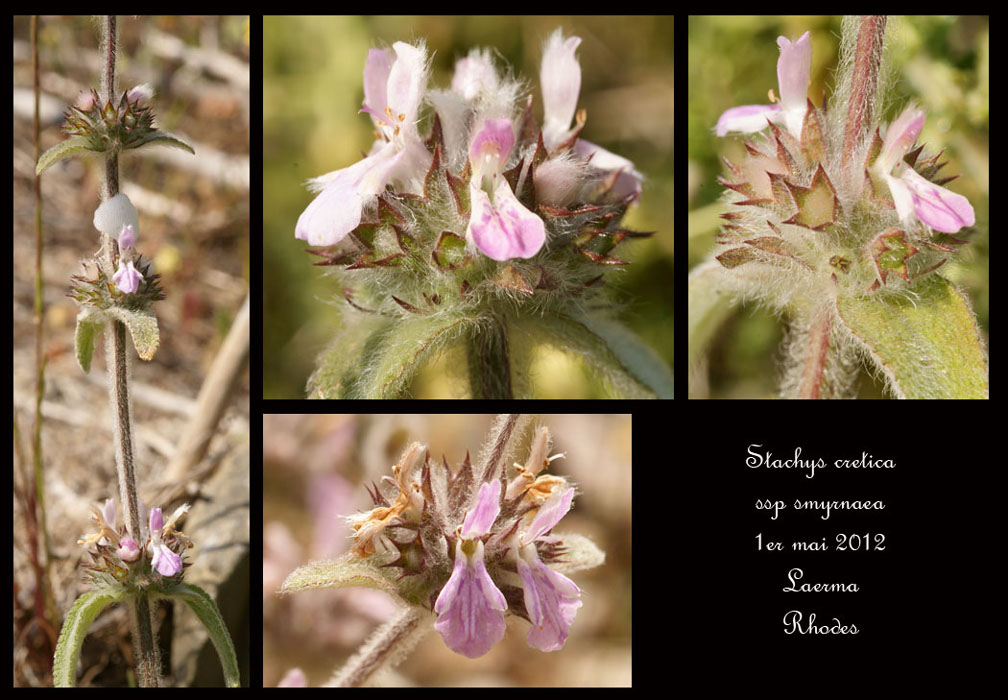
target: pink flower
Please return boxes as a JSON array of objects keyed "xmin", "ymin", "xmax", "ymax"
[
  {"xmin": 118, "ymin": 224, "xmax": 135, "ymax": 253},
  {"xmin": 112, "ymin": 259, "xmax": 142, "ymax": 294},
  {"xmin": 465, "ymin": 118, "xmax": 546, "ymax": 260},
  {"xmin": 147, "ymin": 506, "xmax": 185, "ymax": 576},
  {"xmin": 450, "ymin": 48, "xmax": 499, "ymax": 100},
  {"xmin": 540, "ymin": 29, "xmax": 642, "ymax": 199},
  {"xmin": 151, "ymin": 542, "xmax": 182, "ymax": 576},
  {"xmin": 716, "ymin": 31, "xmax": 811, "ymax": 139},
  {"xmin": 117, "ymin": 537, "xmax": 140, "ymax": 562},
  {"xmin": 516, "ymin": 487, "xmax": 582, "ymax": 651},
  {"xmin": 296, "ymin": 42, "xmax": 432, "ymax": 247},
  {"xmin": 434, "ymin": 480, "xmax": 508, "ymax": 658},
  {"xmin": 874, "ymin": 106, "xmax": 975, "ymax": 233},
  {"xmin": 126, "ymin": 83, "xmax": 154, "ymax": 106}
]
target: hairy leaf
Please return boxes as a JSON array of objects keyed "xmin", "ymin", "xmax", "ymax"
[
  {"xmin": 36, "ymin": 135, "xmax": 96, "ymax": 176},
  {"xmin": 106, "ymin": 306, "xmax": 160, "ymax": 361},
  {"xmin": 311, "ymin": 312, "xmax": 477, "ymax": 398},
  {"xmin": 836, "ymin": 275, "xmax": 988, "ymax": 398},
  {"xmin": 280, "ymin": 553, "xmax": 402, "ymax": 599},
  {"xmin": 152, "ymin": 583, "xmax": 240, "ymax": 687},
  {"xmin": 53, "ymin": 587, "xmax": 127, "ymax": 687},
  {"xmin": 74, "ymin": 307, "xmax": 107, "ymax": 372}
]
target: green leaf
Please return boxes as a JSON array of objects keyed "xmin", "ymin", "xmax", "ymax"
[
  {"xmin": 74, "ymin": 307, "xmax": 107, "ymax": 373},
  {"xmin": 280, "ymin": 553, "xmax": 402, "ymax": 598},
  {"xmin": 577, "ymin": 313, "xmax": 674, "ymax": 398},
  {"xmin": 35, "ymin": 135, "xmax": 97, "ymax": 176},
  {"xmin": 106, "ymin": 307, "xmax": 160, "ymax": 361},
  {"xmin": 127, "ymin": 131, "xmax": 196, "ymax": 155},
  {"xmin": 511, "ymin": 311, "xmax": 665, "ymax": 398},
  {"xmin": 310, "ymin": 311, "xmax": 476, "ymax": 398},
  {"xmin": 53, "ymin": 587, "xmax": 128, "ymax": 687},
  {"xmin": 152, "ymin": 583, "xmax": 239, "ymax": 687},
  {"xmin": 836, "ymin": 275, "xmax": 988, "ymax": 398},
  {"xmin": 687, "ymin": 260, "xmax": 738, "ymax": 369}
]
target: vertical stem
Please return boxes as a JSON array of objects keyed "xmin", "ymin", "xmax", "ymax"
[
  {"xmin": 468, "ymin": 314, "xmax": 513, "ymax": 399},
  {"xmin": 99, "ymin": 14, "xmax": 160, "ymax": 687},
  {"xmin": 841, "ymin": 16, "xmax": 887, "ymax": 164},
  {"xmin": 31, "ymin": 12, "xmax": 60, "ymax": 647},
  {"xmin": 795, "ymin": 305, "xmax": 833, "ymax": 399}
]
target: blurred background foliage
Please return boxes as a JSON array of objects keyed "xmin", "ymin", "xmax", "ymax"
[
  {"xmin": 264, "ymin": 16, "xmax": 673, "ymax": 398},
  {"xmin": 688, "ymin": 15, "xmax": 988, "ymax": 398}
]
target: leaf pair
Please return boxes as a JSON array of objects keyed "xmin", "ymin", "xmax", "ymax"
[{"xmin": 53, "ymin": 583, "xmax": 239, "ymax": 687}]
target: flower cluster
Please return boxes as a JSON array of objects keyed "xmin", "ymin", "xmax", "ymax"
[
  {"xmin": 77, "ymin": 499, "xmax": 191, "ymax": 586},
  {"xmin": 345, "ymin": 426, "xmax": 601, "ymax": 658},
  {"xmin": 69, "ymin": 192, "xmax": 165, "ymax": 312},
  {"xmin": 296, "ymin": 29, "xmax": 648, "ymax": 318},
  {"xmin": 712, "ymin": 29, "xmax": 975, "ymax": 294}
]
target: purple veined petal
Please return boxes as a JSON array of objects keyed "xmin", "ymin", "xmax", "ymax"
[
  {"xmin": 523, "ymin": 486, "xmax": 574, "ymax": 544},
  {"xmin": 434, "ymin": 539, "xmax": 507, "ymax": 658},
  {"xmin": 715, "ymin": 104, "xmax": 782, "ymax": 137},
  {"xmin": 776, "ymin": 32, "xmax": 811, "ymax": 113},
  {"xmin": 152, "ymin": 543, "xmax": 182, "ymax": 576},
  {"xmin": 112, "ymin": 260, "xmax": 142, "ymax": 294},
  {"xmin": 900, "ymin": 168, "xmax": 975, "ymax": 233},
  {"xmin": 462, "ymin": 480, "xmax": 502, "ymax": 538},
  {"xmin": 517, "ymin": 545, "xmax": 582, "ymax": 652},
  {"xmin": 880, "ymin": 106, "xmax": 926, "ymax": 171},
  {"xmin": 540, "ymin": 29, "xmax": 583, "ymax": 149},
  {"xmin": 467, "ymin": 181, "xmax": 546, "ymax": 261},
  {"xmin": 362, "ymin": 48, "xmax": 395, "ymax": 122},
  {"xmin": 469, "ymin": 118, "xmax": 516, "ymax": 174}
]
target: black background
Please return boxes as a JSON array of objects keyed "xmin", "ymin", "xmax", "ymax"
[{"xmin": 664, "ymin": 401, "xmax": 996, "ymax": 690}]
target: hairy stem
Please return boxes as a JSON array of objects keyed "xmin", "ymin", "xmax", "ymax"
[
  {"xmin": 841, "ymin": 16, "xmax": 887, "ymax": 164},
  {"xmin": 328, "ymin": 607, "xmax": 430, "ymax": 687},
  {"xmin": 468, "ymin": 314, "xmax": 513, "ymax": 399},
  {"xmin": 128, "ymin": 595, "xmax": 161, "ymax": 687},
  {"xmin": 99, "ymin": 14, "xmax": 159, "ymax": 686},
  {"xmin": 781, "ymin": 301, "xmax": 858, "ymax": 400},
  {"xmin": 795, "ymin": 304, "xmax": 833, "ymax": 399}
]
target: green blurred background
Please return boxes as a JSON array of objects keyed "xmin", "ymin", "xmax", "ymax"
[
  {"xmin": 688, "ymin": 15, "xmax": 989, "ymax": 398},
  {"xmin": 264, "ymin": 16, "xmax": 673, "ymax": 398}
]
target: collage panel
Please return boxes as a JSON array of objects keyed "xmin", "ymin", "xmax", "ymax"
[
  {"xmin": 687, "ymin": 15, "xmax": 987, "ymax": 399},
  {"xmin": 263, "ymin": 413, "xmax": 632, "ymax": 686},
  {"xmin": 263, "ymin": 16, "xmax": 673, "ymax": 399}
]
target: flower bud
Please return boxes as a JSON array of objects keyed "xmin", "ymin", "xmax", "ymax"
[
  {"xmin": 118, "ymin": 224, "xmax": 136, "ymax": 253},
  {"xmin": 117, "ymin": 537, "xmax": 140, "ymax": 562}
]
